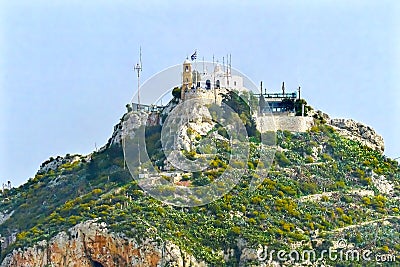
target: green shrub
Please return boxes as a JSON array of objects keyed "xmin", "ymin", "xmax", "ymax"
[
  {"xmin": 321, "ymin": 153, "xmax": 333, "ymax": 162},
  {"xmin": 305, "ymin": 156, "xmax": 314, "ymax": 163},
  {"xmin": 275, "ymin": 151, "xmax": 290, "ymax": 167}
]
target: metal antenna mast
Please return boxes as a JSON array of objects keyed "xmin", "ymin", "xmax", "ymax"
[
  {"xmin": 229, "ymin": 53, "xmax": 232, "ymax": 88},
  {"xmin": 229, "ymin": 53, "xmax": 232, "ymax": 76},
  {"xmin": 134, "ymin": 47, "xmax": 142, "ymax": 108},
  {"xmin": 202, "ymin": 56, "xmax": 205, "ymax": 75}
]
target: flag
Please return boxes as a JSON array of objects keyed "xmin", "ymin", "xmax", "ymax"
[{"xmin": 191, "ymin": 51, "xmax": 197, "ymax": 61}]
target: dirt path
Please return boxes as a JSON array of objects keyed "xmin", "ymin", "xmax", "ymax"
[
  {"xmin": 298, "ymin": 189, "xmax": 374, "ymax": 203},
  {"xmin": 326, "ymin": 215, "xmax": 400, "ymax": 234}
]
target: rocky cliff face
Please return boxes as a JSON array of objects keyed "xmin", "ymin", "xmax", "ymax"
[
  {"xmin": 37, "ymin": 154, "xmax": 88, "ymax": 175},
  {"xmin": 0, "ymin": 219, "xmax": 268, "ymax": 267},
  {"xmin": 108, "ymin": 107, "xmax": 386, "ymax": 155},
  {"xmin": 105, "ymin": 110, "xmax": 148, "ymax": 149},
  {"xmin": 329, "ymin": 118, "xmax": 385, "ymax": 153},
  {"xmin": 107, "ymin": 99, "xmax": 218, "ymax": 153},
  {"xmin": 1, "ymin": 220, "xmax": 205, "ymax": 267}
]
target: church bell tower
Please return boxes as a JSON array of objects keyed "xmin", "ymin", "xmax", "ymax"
[{"xmin": 181, "ymin": 59, "xmax": 192, "ymax": 100}]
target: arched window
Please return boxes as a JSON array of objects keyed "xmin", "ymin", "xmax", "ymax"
[
  {"xmin": 185, "ymin": 66, "xmax": 189, "ymax": 72},
  {"xmin": 216, "ymin": 80, "xmax": 220, "ymax": 89},
  {"xmin": 206, "ymin": 80, "xmax": 211, "ymax": 89}
]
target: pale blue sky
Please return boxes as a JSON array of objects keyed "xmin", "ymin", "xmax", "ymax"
[{"xmin": 1, "ymin": 1, "xmax": 399, "ymax": 186}]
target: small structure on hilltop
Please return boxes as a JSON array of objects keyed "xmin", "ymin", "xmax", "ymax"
[
  {"xmin": 254, "ymin": 81, "xmax": 313, "ymax": 132},
  {"xmin": 181, "ymin": 56, "xmax": 245, "ymax": 104},
  {"xmin": 256, "ymin": 81, "xmax": 302, "ymax": 114}
]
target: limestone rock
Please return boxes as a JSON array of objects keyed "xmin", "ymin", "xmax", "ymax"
[
  {"xmin": 0, "ymin": 210, "xmax": 13, "ymax": 226},
  {"xmin": 38, "ymin": 154, "xmax": 87, "ymax": 175},
  {"xmin": 105, "ymin": 110, "xmax": 149, "ymax": 149},
  {"xmin": 329, "ymin": 118, "xmax": 384, "ymax": 153},
  {"xmin": 371, "ymin": 173, "xmax": 394, "ymax": 195},
  {"xmin": 1, "ymin": 220, "xmax": 205, "ymax": 267}
]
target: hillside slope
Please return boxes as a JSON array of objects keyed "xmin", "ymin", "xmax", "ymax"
[{"xmin": 0, "ymin": 113, "xmax": 399, "ymax": 266}]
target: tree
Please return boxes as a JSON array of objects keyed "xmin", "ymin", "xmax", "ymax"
[
  {"xmin": 294, "ymin": 99, "xmax": 311, "ymax": 116},
  {"xmin": 221, "ymin": 90, "xmax": 260, "ymax": 140},
  {"xmin": 192, "ymin": 174, "xmax": 210, "ymax": 186},
  {"xmin": 172, "ymin": 87, "xmax": 181, "ymax": 99},
  {"xmin": 125, "ymin": 104, "xmax": 132, "ymax": 112}
]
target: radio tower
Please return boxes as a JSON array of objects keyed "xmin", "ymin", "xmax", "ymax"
[{"xmin": 134, "ymin": 47, "xmax": 142, "ymax": 108}]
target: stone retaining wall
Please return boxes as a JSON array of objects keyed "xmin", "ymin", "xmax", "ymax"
[{"xmin": 256, "ymin": 114, "xmax": 314, "ymax": 132}]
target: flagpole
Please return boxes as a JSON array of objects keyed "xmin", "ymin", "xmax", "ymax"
[
  {"xmin": 230, "ymin": 54, "xmax": 232, "ymax": 88},
  {"xmin": 202, "ymin": 56, "xmax": 205, "ymax": 75},
  {"xmin": 195, "ymin": 50, "xmax": 198, "ymax": 89},
  {"xmin": 226, "ymin": 54, "xmax": 228, "ymax": 88},
  {"xmin": 222, "ymin": 56, "xmax": 224, "ymax": 89}
]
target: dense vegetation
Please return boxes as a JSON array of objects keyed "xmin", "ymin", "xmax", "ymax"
[{"xmin": 0, "ymin": 113, "xmax": 399, "ymax": 266}]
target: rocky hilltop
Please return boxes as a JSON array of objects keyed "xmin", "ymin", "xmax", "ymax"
[
  {"xmin": 329, "ymin": 118, "xmax": 385, "ymax": 153},
  {"xmin": 0, "ymin": 93, "xmax": 398, "ymax": 267},
  {"xmin": 106, "ymin": 104, "xmax": 385, "ymax": 156}
]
